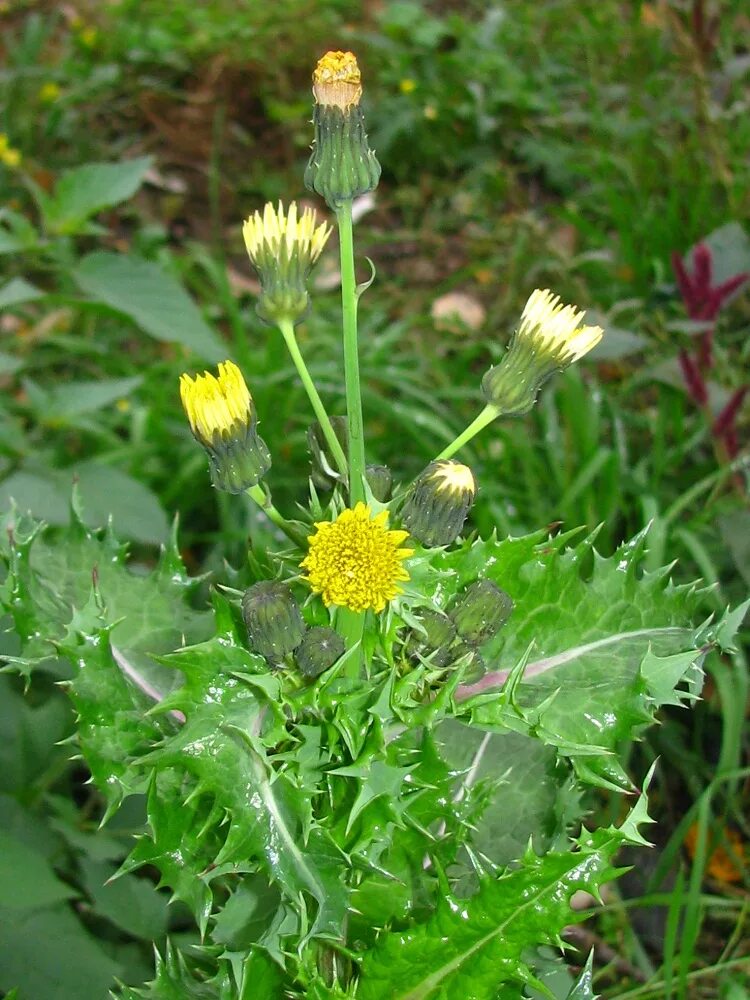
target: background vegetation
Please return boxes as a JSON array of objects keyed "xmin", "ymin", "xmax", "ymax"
[{"xmin": 0, "ymin": 0, "xmax": 748, "ymax": 996}]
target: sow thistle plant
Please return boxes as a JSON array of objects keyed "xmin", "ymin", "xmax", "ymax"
[{"xmin": 1, "ymin": 51, "xmax": 746, "ymax": 1000}]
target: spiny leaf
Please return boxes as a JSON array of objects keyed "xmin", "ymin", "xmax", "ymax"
[
  {"xmin": 424, "ymin": 530, "xmax": 719, "ymax": 788},
  {"xmin": 356, "ymin": 794, "xmax": 651, "ymax": 1000}
]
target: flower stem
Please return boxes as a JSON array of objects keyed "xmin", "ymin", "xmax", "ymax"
[
  {"xmin": 436, "ymin": 404, "xmax": 500, "ymax": 460},
  {"xmin": 336, "ymin": 201, "xmax": 366, "ymax": 505},
  {"xmin": 335, "ymin": 201, "xmax": 365, "ymax": 670},
  {"xmin": 245, "ymin": 483, "xmax": 306, "ymax": 546},
  {"xmin": 278, "ymin": 317, "xmax": 348, "ymax": 479}
]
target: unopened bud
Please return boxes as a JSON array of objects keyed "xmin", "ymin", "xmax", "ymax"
[
  {"xmin": 482, "ymin": 289, "xmax": 603, "ymax": 416},
  {"xmin": 242, "ymin": 582, "xmax": 306, "ymax": 663},
  {"xmin": 407, "ymin": 608, "xmax": 456, "ymax": 668},
  {"xmin": 295, "ymin": 626, "xmax": 345, "ymax": 678},
  {"xmin": 401, "ymin": 460, "xmax": 476, "ymax": 548},
  {"xmin": 450, "ymin": 580, "xmax": 513, "ymax": 646},
  {"xmin": 304, "ymin": 51, "xmax": 381, "ymax": 211},
  {"xmin": 366, "ymin": 464, "xmax": 393, "ymax": 502},
  {"xmin": 179, "ymin": 361, "xmax": 271, "ymax": 494}
]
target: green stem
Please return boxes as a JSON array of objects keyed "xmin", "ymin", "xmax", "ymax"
[
  {"xmin": 245, "ymin": 484, "xmax": 306, "ymax": 546},
  {"xmin": 335, "ymin": 202, "xmax": 365, "ymax": 670},
  {"xmin": 436, "ymin": 404, "xmax": 500, "ymax": 460},
  {"xmin": 278, "ymin": 318, "xmax": 348, "ymax": 479},
  {"xmin": 336, "ymin": 201, "xmax": 366, "ymax": 505}
]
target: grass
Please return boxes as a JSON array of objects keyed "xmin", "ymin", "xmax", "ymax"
[{"xmin": 0, "ymin": 0, "xmax": 748, "ymax": 996}]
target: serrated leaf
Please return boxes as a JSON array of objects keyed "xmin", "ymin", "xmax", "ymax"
[
  {"xmin": 1, "ymin": 504, "xmax": 210, "ymax": 679},
  {"xmin": 436, "ymin": 720, "xmax": 582, "ymax": 867},
  {"xmin": 427, "ymin": 531, "xmax": 711, "ymax": 788},
  {"xmin": 356, "ymin": 801, "xmax": 649, "ymax": 1000}
]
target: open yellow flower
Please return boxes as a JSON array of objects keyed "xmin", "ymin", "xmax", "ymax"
[
  {"xmin": 179, "ymin": 360, "xmax": 270, "ymax": 493},
  {"xmin": 301, "ymin": 503, "xmax": 413, "ymax": 613}
]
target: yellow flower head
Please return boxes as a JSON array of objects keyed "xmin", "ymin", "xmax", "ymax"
[
  {"xmin": 482, "ymin": 288, "xmax": 604, "ymax": 416},
  {"xmin": 242, "ymin": 201, "xmax": 331, "ymax": 325},
  {"xmin": 313, "ymin": 50, "xmax": 363, "ymax": 109},
  {"xmin": 242, "ymin": 201, "xmax": 331, "ymax": 269},
  {"xmin": 0, "ymin": 134, "xmax": 22, "ymax": 169},
  {"xmin": 518, "ymin": 288, "xmax": 603, "ymax": 364},
  {"xmin": 179, "ymin": 360, "xmax": 252, "ymax": 446},
  {"xmin": 428, "ymin": 461, "xmax": 476, "ymax": 498},
  {"xmin": 39, "ymin": 82, "xmax": 61, "ymax": 103},
  {"xmin": 301, "ymin": 503, "xmax": 413, "ymax": 613},
  {"xmin": 179, "ymin": 361, "xmax": 271, "ymax": 493},
  {"xmin": 399, "ymin": 78, "xmax": 417, "ymax": 95}
]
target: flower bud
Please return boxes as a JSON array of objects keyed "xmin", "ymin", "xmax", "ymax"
[
  {"xmin": 242, "ymin": 581, "xmax": 306, "ymax": 663},
  {"xmin": 400, "ymin": 460, "xmax": 476, "ymax": 548},
  {"xmin": 406, "ymin": 608, "xmax": 457, "ymax": 668},
  {"xmin": 307, "ymin": 416, "xmax": 348, "ymax": 489},
  {"xmin": 179, "ymin": 361, "xmax": 271, "ymax": 494},
  {"xmin": 243, "ymin": 201, "xmax": 331, "ymax": 326},
  {"xmin": 295, "ymin": 625, "xmax": 345, "ymax": 678},
  {"xmin": 304, "ymin": 51, "xmax": 381, "ymax": 211},
  {"xmin": 482, "ymin": 289, "xmax": 603, "ymax": 415},
  {"xmin": 365, "ymin": 464, "xmax": 393, "ymax": 502},
  {"xmin": 450, "ymin": 580, "xmax": 513, "ymax": 646}
]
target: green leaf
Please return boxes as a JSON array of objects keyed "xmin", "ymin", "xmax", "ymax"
[
  {"xmin": 357, "ymin": 800, "xmax": 649, "ymax": 999},
  {"xmin": 80, "ymin": 857, "xmax": 169, "ymax": 941},
  {"xmin": 0, "ymin": 504, "xmax": 210, "ymax": 676},
  {"xmin": 73, "ymin": 252, "xmax": 226, "ymax": 360},
  {"xmin": 426, "ymin": 530, "xmax": 711, "ymax": 788},
  {"xmin": 0, "ymin": 277, "xmax": 44, "ymax": 310},
  {"xmin": 0, "ymin": 903, "xmax": 120, "ymax": 1000},
  {"xmin": 0, "ymin": 831, "xmax": 76, "ymax": 911},
  {"xmin": 0, "ymin": 463, "xmax": 169, "ymax": 545},
  {"xmin": 41, "ymin": 158, "xmax": 153, "ymax": 234},
  {"xmin": 29, "ymin": 375, "xmax": 143, "ymax": 421},
  {"xmin": 436, "ymin": 720, "xmax": 582, "ymax": 867}
]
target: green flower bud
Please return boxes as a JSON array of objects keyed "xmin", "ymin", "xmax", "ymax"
[
  {"xmin": 242, "ymin": 582, "xmax": 306, "ymax": 663},
  {"xmin": 304, "ymin": 51, "xmax": 381, "ymax": 211},
  {"xmin": 366, "ymin": 464, "xmax": 393, "ymax": 502},
  {"xmin": 407, "ymin": 608, "xmax": 457, "ymax": 668},
  {"xmin": 243, "ymin": 201, "xmax": 331, "ymax": 327},
  {"xmin": 482, "ymin": 289, "xmax": 603, "ymax": 415},
  {"xmin": 401, "ymin": 460, "xmax": 476, "ymax": 548},
  {"xmin": 295, "ymin": 625, "xmax": 345, "ymax": 678},
  {"xmin": 307, "ymin": 416, "xmax": 348, "ymax": 489},
  {"xmin": 179, "ymin": 361, "xmax": 271, "ymax": 494},
  {"xmin": 450, "ymin": 580, "xmax": 513, "ymax": 646}
]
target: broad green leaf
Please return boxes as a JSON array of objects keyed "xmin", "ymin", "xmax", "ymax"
[
  {"xmin": 0, "ymin": 831, "xmax": 76, "ymax": 910},
  {"xmin": 357, "ymin": 801, "xmax": 650, "ymax": 1000},
  {"xmin": 0, "ymin": 350, "xmax": 23, "ymax": 375},
  {"xmin": 29, "ymin": 375, "xmax": 142, "ymax": 421},
  {"xmin": 0, "ymin": 678, "xmax": 72, "ymax": 792},
  {"xmin": 0, "ymin": 464, "xmax": 169, "ymax": 545},
  {"xmin": 42, "ymin": 158, "xmax": 152, "ymax": 234},
  {"xmin": 80, "ymin": 857, "xmax": 169, "ymax": 941},
  {"xmin": 0, "ymin": 903, "xmax": 120, "ymax": 1000},
  {"xmin": 73, "ymin": 251, "xmax": 226, "ymax": 360},
  {"xmin": 0, "ymin": 277, "xmax": 44, "ymax": 310}
]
